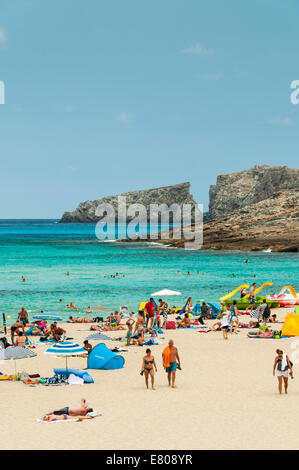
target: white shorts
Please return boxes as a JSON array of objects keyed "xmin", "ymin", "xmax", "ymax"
[{"xmin": 277, "ymin": 370, "xmax": 289, "ymax": 378}]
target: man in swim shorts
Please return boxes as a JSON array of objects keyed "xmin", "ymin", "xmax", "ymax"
[
  {"xmin": 248, "ymin": 283, "xmax": 257, "ymax": 312},
  {"xmin": 162, "ymin": 340, "xmax": 181, "ymax": 388},
  {"xmin": 46, "ymin": 398, "xmax": 93, "ymax": 417},
  {"xmin": 17, "ymin": 307, "xmax": 28, "ymax": 326}
]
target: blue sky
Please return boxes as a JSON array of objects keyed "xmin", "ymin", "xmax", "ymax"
[{"xmin": 0, "ymin": 0, "xmax": 298, "ymax": 218}]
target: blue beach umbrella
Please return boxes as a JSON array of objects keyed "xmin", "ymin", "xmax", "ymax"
[
  {"xmin": 44, "ymin": 341, "xmax": 86, "ymax": 370},
  {"xmin": 192, "ymin": 301, "xmax": 203, "ymax": 314},
  {"xmin": 32, "ymin": 314, "xmax": 63, "ymax": 321}
]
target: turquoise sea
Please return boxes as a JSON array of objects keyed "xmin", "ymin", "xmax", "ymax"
[{"xmin": 0, "ymin": 220, "xmax": 298, "ymax": 323}]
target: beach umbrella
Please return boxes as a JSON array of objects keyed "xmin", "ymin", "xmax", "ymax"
[
  {"xmin": 44, "ymin": 341, "xmax": 86, "ymax": 370},
  {"xmin": 0, "ymin": 346, "xmax": 37, "ymax": 375},
  {"xmin": 151, "ymin": 289, "xmax": 181, "ymax": 296},
  {"xmin": 32, "ymin": 314, "xmax": 62, "ymax": 321},
  {"xmin": 85, "ymin": 333, "xmax": 112, "ymax": 341},
  {"xmin": 192, "ymin": 301, "xmax": 202, "ymax": 314}
]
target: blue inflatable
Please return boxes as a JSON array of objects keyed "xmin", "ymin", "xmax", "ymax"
[
  {"xmin": 53, "ymin": 368, "xmax": 94, "ymax": 383},
  {"xmin": 87, "ymin": 343, "xmax": 125, "ymax": 370}
]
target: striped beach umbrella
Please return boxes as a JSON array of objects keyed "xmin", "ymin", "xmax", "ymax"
[
  {"xmin": 44, "ymin": 341, "xmax": 87, "ymax": 370},
  {"xmin": 85, "ymin": 333, "xmax": 112, "ymax": 342},
  {"xmin": 0, "ymin": 346, "xmax": 37, "ymax": 374}
]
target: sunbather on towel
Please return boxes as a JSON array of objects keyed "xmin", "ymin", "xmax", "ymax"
[
  {"xmin": 43, "ymin": 414, "xmax": 92, "ymax": 422},
  {"xmin": 91, "ymin": 323, "xmax": 125, "ymax": 331},
  {"xmin": 45, "ymin": 398, "xmax": 93, "ymax": 417},
  {"xmin": 69, "ymin": 316, "xmax": 98, "ymax": 323},
  {"xmin": 247, "ymin": 329, "xmax": 274, "ymax": 338}
]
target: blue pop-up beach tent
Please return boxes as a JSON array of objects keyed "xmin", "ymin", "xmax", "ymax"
[
  {"xmin": 87, "ymin": 343, "xmax": 125, "ymax": 370},
  {"xmin": 207, "ymin": 302, "xmax": 221, "ymax": 319}
]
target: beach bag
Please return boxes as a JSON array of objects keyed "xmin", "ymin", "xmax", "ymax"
[
  {"xmin": 263, "ymin": 305, "xmax": 271, "ymax": 318},
  {"xmin": 166, "ymin": 321, "xmax": 176, "ymax": 330}
]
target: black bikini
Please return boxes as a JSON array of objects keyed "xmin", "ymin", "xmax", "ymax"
[{"xmin": 144, "ymin": 359, "xmax": 154, "ymax": 371}]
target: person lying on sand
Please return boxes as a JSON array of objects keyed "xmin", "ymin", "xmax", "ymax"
[
  {"xmin": 45, "ymin": 398, "xmax": 93, "ymax": 417},
  {"xmin": 269, "ymin": 314, "xmax": 279, "ymax": 323},
  {"xmin": 91, "ymin": 323, "xmax": 125, "ymax": 331},
  {"xmin": 43, "ymin": 414, "xmax": 93, "ymax": 422},
  {"xmin": 69, "ymin": 316, "xmax": 98, "ymax": 323},
  {"xmin": 247, "ymin": 329, "xmax": 274, "ymax": 338},
  {"xmin": 238, "ymin": 319, "xmax": 260, "ymax": 328},
  {"xmin": 26, "ymin": 324, "xmax": 43, "ymax": 336}
]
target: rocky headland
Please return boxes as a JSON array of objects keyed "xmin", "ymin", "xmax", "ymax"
[{"xmin": 60, "ymin": 165, "xmax": 299, "ymax": 252}]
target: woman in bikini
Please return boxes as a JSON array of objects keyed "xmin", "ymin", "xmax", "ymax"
[{"xmin": 141, "ymin": 348, "xmax": 157, "ymax": 390}]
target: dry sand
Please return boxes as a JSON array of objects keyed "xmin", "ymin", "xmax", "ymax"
[{"xmin": 1, "ymin": 307, "xmax": 299, "ymax": 450}]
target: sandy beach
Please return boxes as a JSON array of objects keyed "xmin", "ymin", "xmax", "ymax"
[{"xmin": 1, "ymin": 306, "xmax": 299, "ymax": 450}]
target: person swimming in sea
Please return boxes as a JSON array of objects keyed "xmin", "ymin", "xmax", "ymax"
[{"xmin": 67, "ymin": 302, "xmax": 78, "ymax": 311}]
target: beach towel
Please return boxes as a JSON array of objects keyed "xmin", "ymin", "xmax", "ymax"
[
  {"xmin": 36, "ymin": 418, "xmax": 79, "ymax": 423},
  {"xmin": 281, "ymin": 354, "xmax": 288, "ymax": 370},
  {"xmin": 250, "ymin": 306, "xmax": 261, "ymax": 319},
  {"xmin": 162, "ymin": 346, "xmax": 170, "ymax": 369}
]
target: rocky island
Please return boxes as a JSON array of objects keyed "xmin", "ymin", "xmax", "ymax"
[
  {"xmin": 60, "ymin": 182, "xmax": 197, "ymax": 223},
  {"xmin": 60, "ymin": 165, "xmax": 299, "ymax": 252}
]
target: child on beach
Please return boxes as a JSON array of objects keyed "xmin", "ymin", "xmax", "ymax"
[
  {"xmin": 125, "ymin": 318, "xmax": 135, "ymax": 345},
  {"xmin": 221, "ymin": 311, "xmax": 230, "ymax": 340}
]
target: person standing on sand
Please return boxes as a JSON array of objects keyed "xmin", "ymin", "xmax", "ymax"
[
  {"xmin": 162, "ymin": 340, "xmax": 181, "ymax": 388},
  {"xmin": 273, "ymin": 349, "xmax": 293, "ymax": 395},
  {"xmin": 248, "ymin": 283, "xmax": 257, "ymax": 313},
  {"xmin": 229, "ymin": 300, "xmax": 240, "ymax": 334},
  {"xmin": 221, "ymin": 310, "xmax": 230, "ymax": 340},
  {"xmin": 17, "ymin": 307, "xmax": 28, "ymax": 326},
  {"xmin": 125, "ymin": 318, "xmax": 135, "ymax": 345},
  {"xmin": 145, "ymin": 298, "xmax": 155, "ymax": 329},
  {"xmin": 141, "ymin": 348, "xmax": 157, "ymax": 390}
]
